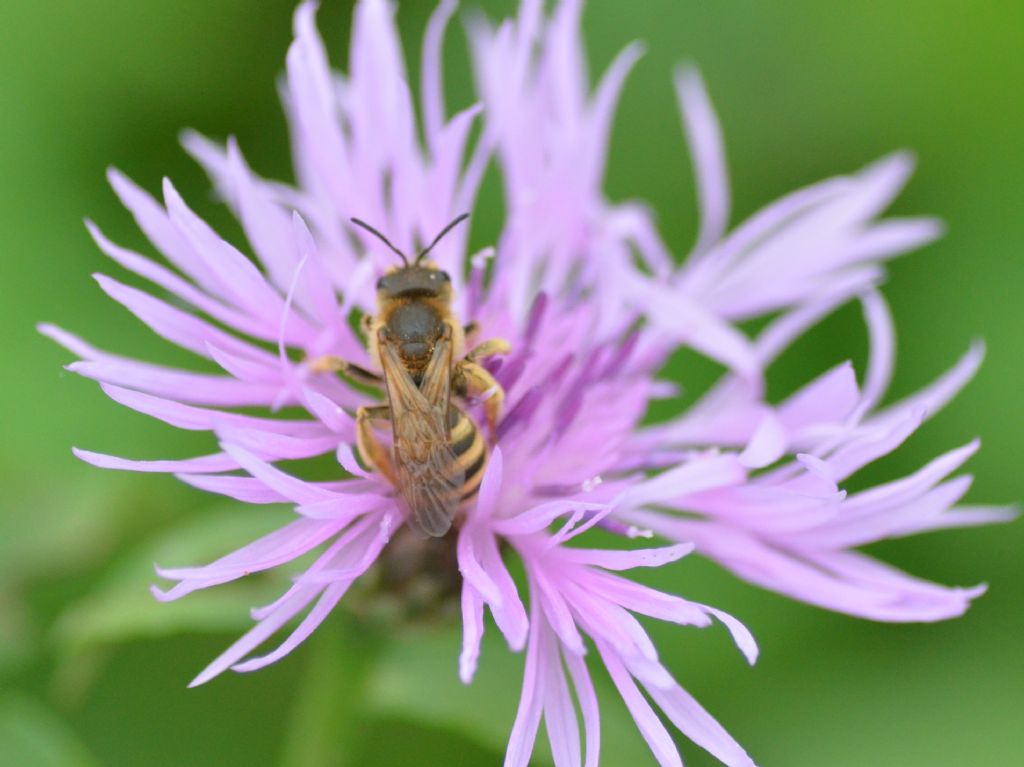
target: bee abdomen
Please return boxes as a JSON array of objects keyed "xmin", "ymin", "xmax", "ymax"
[{"xmin": 449, "ymin": 408, "xmax": 488, "ymax": 502}]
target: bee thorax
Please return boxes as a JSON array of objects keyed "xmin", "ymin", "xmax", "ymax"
[{"xmin": 387, "ymin": 302, "xmax": 444, "ymax": 361}]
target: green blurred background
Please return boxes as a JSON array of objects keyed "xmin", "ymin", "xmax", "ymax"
[{"xmin": 2, "ymin": 1, "xmax": 1021, "ymax": 765}]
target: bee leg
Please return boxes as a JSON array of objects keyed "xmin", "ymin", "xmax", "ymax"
[
  {"xmin": 466, "ymin": 337, "xmax": 512, "ymax": 364},
  {"xmin": 455, "ymin": 361, "xmax": 505, "ymax": 439},
  {"xmin": 356, "ymin": 405, "xmax": 396, "ymax": 482},
  {"xmin": 307, "ymin": 356, "xmax": 381, "ymax": 385}
]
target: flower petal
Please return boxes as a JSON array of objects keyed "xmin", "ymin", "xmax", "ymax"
[
  {"xmin": 676, "ymin": 66, "xmax": 730, "ymax": 258},
  {"xmin": 645, "ymin": 680, "xmax": 758, "ymax": 767},
  {"xmin": 459, "ymin": 581, "xmax": 485, "ymax": 684},
  {"xmin": 597, "ymin": 642, "xmax": 681, "ymax": 767}
]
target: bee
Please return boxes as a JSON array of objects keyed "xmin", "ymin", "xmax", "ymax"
[{"xmin": 310, "ymin": 214, "xmax": 509, "ymax": 537}]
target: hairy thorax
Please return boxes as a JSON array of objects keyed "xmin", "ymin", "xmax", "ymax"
[{"xmin": 378, "ymin": 297, "xmax": 449, "ymax": 381}]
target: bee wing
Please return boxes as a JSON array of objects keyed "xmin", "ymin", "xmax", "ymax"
[
  {"xmin": 379, "ymin": 331, "xmax": 464, "ymax": 537},
  {"xmin": 418, "ymin": 323, "xmax": 454, "ymax": 406}
]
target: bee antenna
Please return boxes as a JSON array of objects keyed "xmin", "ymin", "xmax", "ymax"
[
  {"xmin": 415, "ymin": 213, "xmax": 469, "ymax": 265},
  {"xmin": 350, "ymin": 218, "xmax": 409, "ymax": 267}
]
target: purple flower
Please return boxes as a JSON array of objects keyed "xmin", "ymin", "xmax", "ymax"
[{"xmin": 42, "ymin": 1, "xmax": 1014, "ymax": 765}]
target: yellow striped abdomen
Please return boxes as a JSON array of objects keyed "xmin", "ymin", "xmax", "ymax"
[{"xmin": 448, "ymin": 406, "xmax": 487, "ymax": 503}]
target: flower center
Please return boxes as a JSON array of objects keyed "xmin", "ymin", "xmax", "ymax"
[{"xmin": 347, "ymin": 525, "xmax": 462, "ymax": 626}]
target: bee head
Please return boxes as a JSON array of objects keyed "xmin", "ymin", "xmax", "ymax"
[
  {"xmin": 376, "ymin": 264, "xmax": 452, "ymax": 301},
  {"xmin": 351, "ymin": 213, "xmax": 468, "ymax": 305}
]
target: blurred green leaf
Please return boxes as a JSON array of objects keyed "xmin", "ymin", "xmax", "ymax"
[
  {"xmin": 0, "ymin": 475, "xmax": 142, "ymax": 583},
  {"xmin": 279, "ymin": 619, "xmax": 379, "ymax": 767},
  {"xmin": 365, "ymin": 627, "xmax": 651, "ymax": 765},
  {"xmin": 0, "ymin": 474, "xmax": 155, "ymax": 677},
  {"xmin": 0, "ymin": 588, "xmax": 34, "ymax": 675},
  {"xmin": 0, "ymin": 693, "xmax": 101, "ymax": 767},
  {"xmin": 366, "ymin": 628, "xmax": 519, "ymax": 756},
  {"xmin": 53, "ymin": 503, "xmax": 292, "ymax": 660}
]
